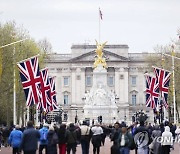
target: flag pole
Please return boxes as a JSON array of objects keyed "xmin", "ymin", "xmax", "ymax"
[
  {"xmin": 13, "ymin": 45, "xmax": 17, "ymax": 125},
  {"xmin": 171, "ymin": 45, "xmax": 176, "ymax": 124},
  {"xmin": 161, "ymin": 54, "xmax": 166, "ymax": 122}
]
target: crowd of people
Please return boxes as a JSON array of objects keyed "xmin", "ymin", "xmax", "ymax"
[{"xmin": 0, "ymin": 120, "xmax": 179, "ymax": 154}]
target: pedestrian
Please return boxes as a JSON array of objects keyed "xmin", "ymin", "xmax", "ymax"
[
  {"xmin": 8, "ymin": 125, "xmax": 23, "ymax": 154},
  {"xmin": 161, "ymin": 126, "xmax": 173, "ymax": 154},
  {"xmin": 80, "ymin": 120, "xmax": 92, "ymax": 154},
  {"xmin": 66, "ymin": 123, "xmax": 78, "ymax": 154},
  {"xmin": 91, "ymin": 122, "xmax": 103, "ymax": 154},
  {"xmin": 110, "ymin": 122, "xmax": 121, "ymax": 144},
  {"xmin": 134, "ymin": 121, "xmax": 150, "ymax": 154},
  {"xmin": 110, "ymin": 122, "xmax": 121, "ymax": 154},
  {"xmin": 20, "ymin": 121, "xmax": 40, "ymax": 154},
  {"xmin": 0, "ymin": 128, "xmax": 3, "ymax": 151},
  {"xmin": 118, "ymin": 126, "xmax": 133, "ymax": 154},
  {"xmin": 149, "ymin": 125, "xmax": 162, "ymax": 154},
  {"xmin": 58, "ymin": 124, "xmax": 67, "ymax": 154},
  {"xmin": 39, "ymin": 123, "xmax": 49, "ymax": 154},
  {"xmin": 2, "ymin": 126, "xmax": 10, "ymax": 147},
  {"xmin": 47, "ymin": 126, "xmax": 58, "ymax": 154}
]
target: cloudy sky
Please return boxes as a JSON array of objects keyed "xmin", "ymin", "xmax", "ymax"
[{"xmin": 1, "ymin": 0, "xmax": 180, "ymax": 53}]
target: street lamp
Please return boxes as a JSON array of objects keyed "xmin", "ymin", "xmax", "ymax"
[{"xmin": 0, "ymin": 38, "xmax": 28, "ymax": 125}]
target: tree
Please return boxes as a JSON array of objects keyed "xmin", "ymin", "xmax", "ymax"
[
  {"xmin": 0, "ymin": 21, "xmax": 48, "ymax": 126},
  {"xmin": 146, "ymin": 41, "xmax": 180, "ymax": 122},
  {"xmin": 38, "ymin": 38, "xmax": 53, "ymax": 53}
]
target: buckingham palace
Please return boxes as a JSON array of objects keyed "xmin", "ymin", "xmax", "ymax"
[{"xmin": 45, "ymin": 44, "xmax": 154, "ymax": 124}]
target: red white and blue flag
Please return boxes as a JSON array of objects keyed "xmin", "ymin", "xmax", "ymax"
[
  {"xmin": 153, "ymin": 67, "xmax": 171, "ymax": 108},
  {"xmin": 99, "ymin": 8, "xmax": 103, "ymax": 20},
  {"xmin": 37, "ymin": 68, "xmax": 51, "ymax": 112},
  {"xmin": 47, "ymin": 77, "xmax": 58, "ymax": 112},
  {"xmin": 17, "ymin": 56, "xmax": 41, "ymax": 106},
  {"xmin": 145, "ymin": 75, "xmax": 159, "ymax": 109}
]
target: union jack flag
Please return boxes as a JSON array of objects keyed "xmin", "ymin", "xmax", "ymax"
[
  {"xmin": 145, "ymin": 75, "xmax": 159, "ymax": 109},
  {"xmin": 37, "ymin": 68, "xmax": 51, "ymax": 112},
  {"xmin": 47, "ymin": 77, "xmax": 58, "ymax": 112},
  {"xmin": 153, "ymin": 67, "xmax": 171, "ymax": 108},
  {"xmin": 17, "ymin": 56, "xmax": 41, "ymax": 106}
]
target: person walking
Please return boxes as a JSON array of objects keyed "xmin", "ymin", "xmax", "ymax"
[
  {"xmin": 117, "ymin": 126, "xmax": 133, "ymax": 154},
  {"xmin": 66, "ymin": 123, "xmax": 78, "ymax": 154},
  {"xmin": 80, "ymin": 121, "xmax": 92, "ymax": 154},
  {"xmin": 91, "ymin": 122, "xmax": 103, "ymax": 154},
  {"xmin": 149, "ymin": 125, "xmax": 162, "ymax": 154},
  {"xmin": 0, "ymin": 128, "xmax": 3, "ymax": 151},
  {"xmin": 58, "ymin": 124, "xmax": 67, "ymax": 154},
  {"xmin": 20, "ymin": 121, "xmax": 40, "ymax": 154},
  {"xmin": 8, "ymin": 125, "xmax": 23, "ymax": 154},
  {"xmin": 39, "ymin": 123, "xmax": 49, "ymax": 154},
  {"xmin": 47, "ymin": 126, "xmax": 58, "ymax": 154},
  {"xmin": 161, "ymin": 126, "xmax": 173, "ymax": 154},
  {"xmin": 134, "ymin": 121, "xmax": 150, "ymax": 154}
]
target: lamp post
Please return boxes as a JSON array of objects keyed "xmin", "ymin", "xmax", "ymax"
[
  {"xmin": 0, "ymin": 38, "xmax": 28, "ymax": 125},
  {"xmin": 171, "ymin": 45, "xmax": 176, "ymax": 123},
  {"xmin": 163, "ymin": 45, "xmax": 180, "ymax": 123}
]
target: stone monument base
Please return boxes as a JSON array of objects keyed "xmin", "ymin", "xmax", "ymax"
[{"xmin": 83, "ymin": 105, "xmax": 118, "ymax": 124}]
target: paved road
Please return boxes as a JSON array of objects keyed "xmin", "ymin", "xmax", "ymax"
[{"xmin": 1, "ymin": 138, "xmax": 180, "ymax": 153}]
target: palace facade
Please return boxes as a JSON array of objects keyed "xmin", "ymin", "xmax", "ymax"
[{"xmin": 45, "ymin": 44, "xmax": 155, "ymax": 124}]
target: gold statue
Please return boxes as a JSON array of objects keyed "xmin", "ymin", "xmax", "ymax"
[{"xmin": 94, "ymin": 40, "xmax": 107, "ymax": 68}]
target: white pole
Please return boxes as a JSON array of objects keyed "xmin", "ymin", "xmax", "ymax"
[
  {"xmin": 172, "ymin": 47, "xmax": 176, "ymax": 123},
  {"xmin": 27, "ymin": 106, "xmax": 30, "ymax": 122},
  {"xmin": 0, "ymin": 39, "xmax": 28, "ymax": 126},
  {"xmin": 13, "ymin": 45, "xmax": 17, "ymax": 125},
  {"xmin": 36, "ymin": 105, "xmax": 38, "ymax": 126},
  {"xmin": 0, "ymin": 39, "xmax": 28, "ymax": 49}
]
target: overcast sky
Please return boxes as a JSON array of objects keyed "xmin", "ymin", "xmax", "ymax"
[{"xmin": 1, "ymin": 0, "xmax": 180, "ymax": 53}]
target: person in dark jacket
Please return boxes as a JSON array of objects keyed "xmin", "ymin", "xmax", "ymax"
[
  {"xmin": 8, "ymin": 125, "xmax": 23, "ymax": 154},
  {"xmin": 0, "ymin": 129, "xmax": 2, "ymax": 151},
  {"xmin": 58, "ymin": 124, "xmax": 67, "ymax": 154},
  {"xmin": 20, "ymin": 121, "xmax": 40, "ymax": 154},
  {"xmin": 117, "ymin": 126, "xmax": 133, "ymax": 154},
  {"xmin": 149, "ymin": 125, "xmax": 162, "ymax": 154},
  {"xmin": 47, "ymin": 126, "xmax": 58, "ymax": 154},
  {"xmin": 66, "ymin": 123, "xmax": 78, "ymax": 154},
  {"xmin": 110, "ymin": 122, "xmax": 121, "ymax": 144},
  {"xmin": 134, "ymin": 121, "xmax": 150, "ymax": 154}
]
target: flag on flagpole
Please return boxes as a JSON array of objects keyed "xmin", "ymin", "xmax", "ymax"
[
  {"xmin": 99, "ymin": 8, "xmax": 103, "ymax": 20},
  {"xmin": 17, "ymin": 56, "xmax": 41, "ymax": 106},
  {"xmin": 145, "ymin": 75, "xmax": 159, "ymax": 109},
  {"xmin": 47, "ymin": 77, "xmax": 58, "ymax": 112},
  {"xmin": 37, "ymin": 68, "xmax": 51, "ymax": 112},
  {"xmin": 153, "ymin": 66, "xmax": 171, "ymax": 108}
]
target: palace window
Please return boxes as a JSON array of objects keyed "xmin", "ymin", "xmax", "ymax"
[
  {"xmin": 64, "ymin": 77, "xmax": 69, "ymax": 86},
  {"xmin": 132, "ymin": 94, "xmax": 136, "ymax": 106},
  {"xmin": 64, "ymin": 95, "xmax": 68, "ymax": 105},
  {"xmin": 108, "ymin": 76, "xmax": 114, "ymax": 86},
  {"xmin": 131, "ymin": 76, "xmax": 136, "ymax": 86},
  {"xmin": 86, "ymin": 76, "xmax": 92, "ymax": 86}
]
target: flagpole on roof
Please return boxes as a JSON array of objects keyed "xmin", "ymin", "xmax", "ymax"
[
  {"xmin": 171, "ymin": 45, "xmax": 176, "ymax": 124},
  {"xmin": 99, "ymin": 7, "xmax": 102, "ymax": 43}
]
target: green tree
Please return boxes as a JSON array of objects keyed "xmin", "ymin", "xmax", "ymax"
[
  {"xmin": 0, "ymin": 21, "xmax": 48, "ymax": 126},
  {"xmin": 147, "ymin": 43, "xmax": 180, "ymax": 122}
]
